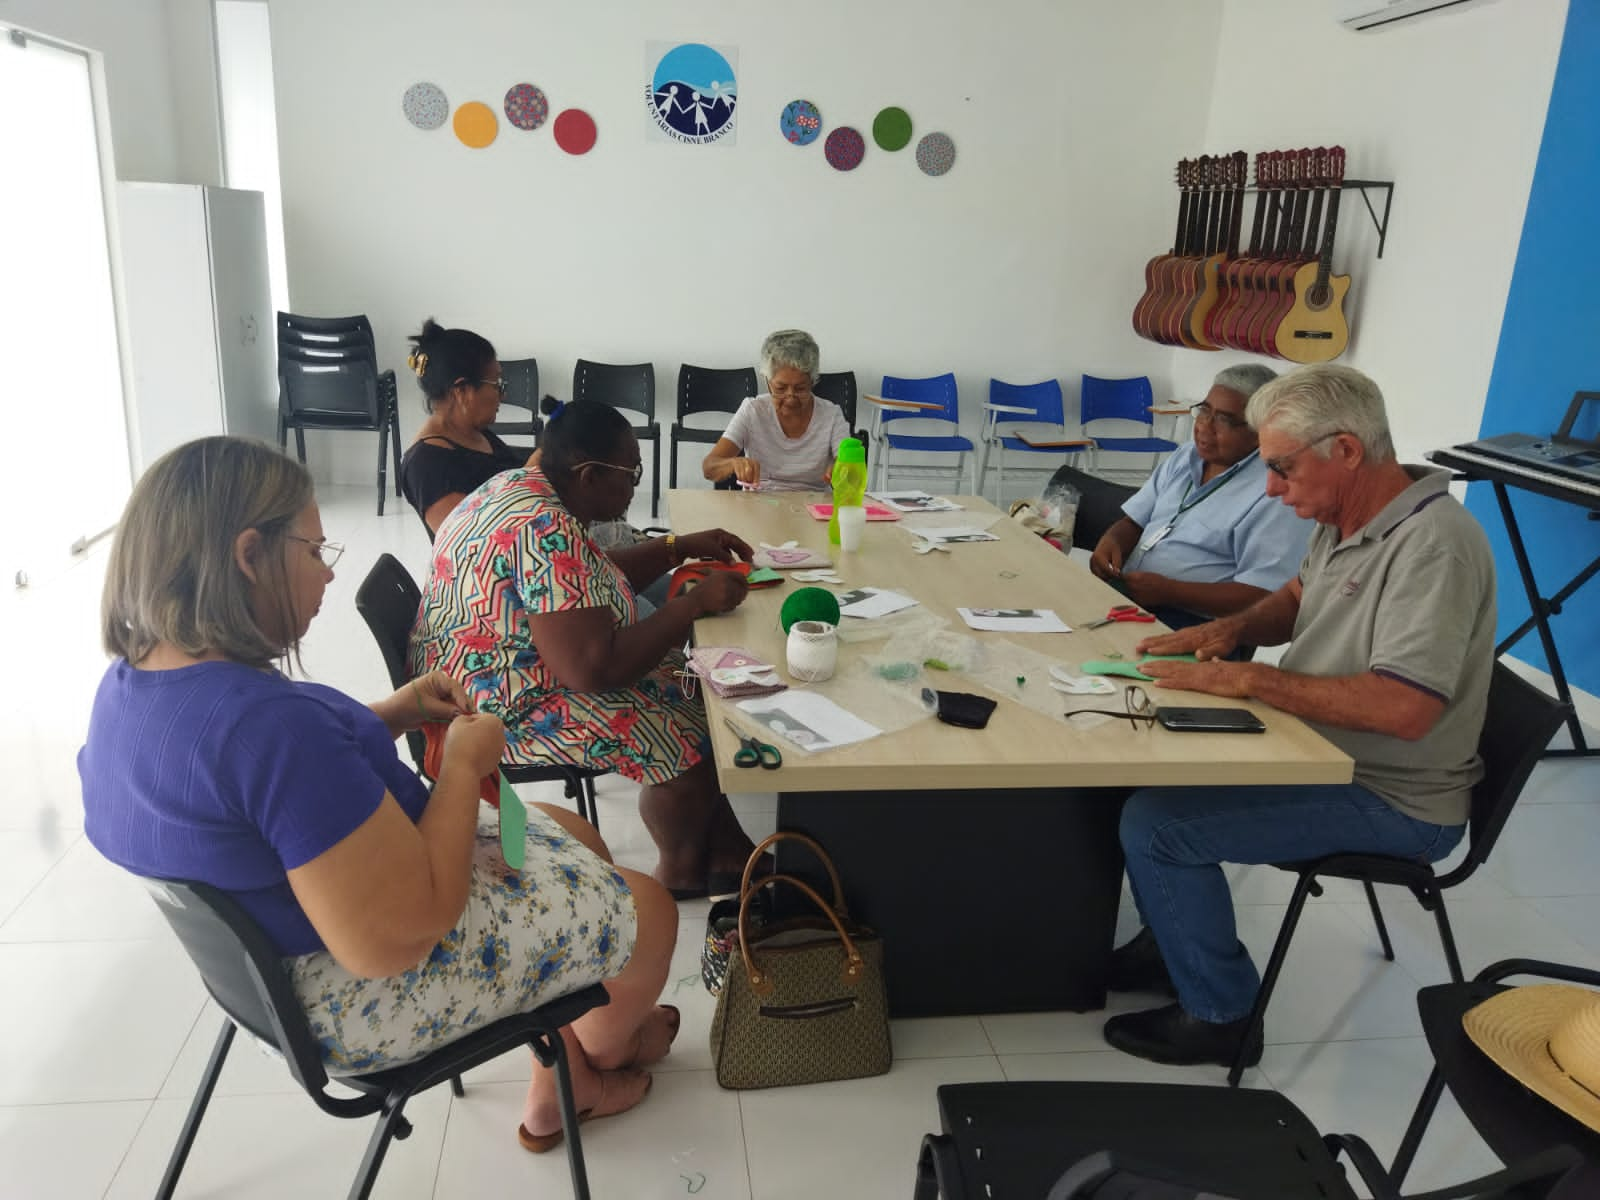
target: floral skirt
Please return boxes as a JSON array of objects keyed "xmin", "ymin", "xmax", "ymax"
[{"xmin": 287, "ymin": 806, "xmax": 636, "ymax": 1075}]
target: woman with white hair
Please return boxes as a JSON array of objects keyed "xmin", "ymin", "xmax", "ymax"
[{"xmin": 701, "ymin": 329, "xmax": 851, "ymax": 491}]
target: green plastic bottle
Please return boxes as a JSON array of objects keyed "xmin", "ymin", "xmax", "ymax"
[{"xmin": 828, "ymin": 437, "xmax": 868, "ymax": 546}]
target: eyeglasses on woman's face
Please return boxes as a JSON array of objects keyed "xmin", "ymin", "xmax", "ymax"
[
  {"xmin": 1264, "ymin": 432, "xmax": 1342, "ymax": 479},
  {"xmin": 575, "ymin": 460, "xmax": 644, "ymax": 486},
  {"xmin": 285, "ymin": 534, "xmax": 344, "ymax": 569},
  {"xmin": 1189, "ymin": 401, "xmax": 1250, "ymax": 432}
]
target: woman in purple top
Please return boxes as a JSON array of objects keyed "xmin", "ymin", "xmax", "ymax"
[{"xmin": 79, "ymin": 437, "xmax": 679, "ymax": 1153}]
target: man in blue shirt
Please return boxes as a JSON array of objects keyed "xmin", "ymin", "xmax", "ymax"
[{"xmin": 1089, "ymin": 365, "xmax": 1313, "ymax": 629}]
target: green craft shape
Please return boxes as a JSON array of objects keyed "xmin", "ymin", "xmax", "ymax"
[
  {"xmin": 873, "ymin": 106, "xmax": 912, "ymax": 151},
  {"xmin": 779, "ymin": 586, "xmax": 842, "ymax": 633},
  {"xmin": 498, "ymin": 775, "xmax": 526, "ymax": 870},
  {"xmin": 1080, "ymin": 653, "xmax": 1198, "ymax": 682}
]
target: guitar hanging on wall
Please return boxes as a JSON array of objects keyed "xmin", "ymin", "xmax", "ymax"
[
  {"xmin": 1276, "ymin": 146, "xmax": 1351, "ymax": 362},
  {"xmin": 1132, "ymin": 145, "xmax": 1358, "ymax": 361}
]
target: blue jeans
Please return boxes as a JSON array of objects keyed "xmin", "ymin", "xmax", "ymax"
[{"xmin": 1119, "ymin": 784, "xmax": 1465, "ymax": 1023}]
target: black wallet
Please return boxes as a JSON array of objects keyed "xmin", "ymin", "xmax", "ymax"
[{"xmin": 923, "ymin": 688, "xmax": 998, "ymax": 729}]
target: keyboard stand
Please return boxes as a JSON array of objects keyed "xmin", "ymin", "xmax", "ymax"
[{"xmin": 1430, "ymin": 445, "xmax": 1600, "ymax": 759}]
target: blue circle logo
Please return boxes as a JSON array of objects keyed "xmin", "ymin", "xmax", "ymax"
[{"xmin": 647, "ymin": 43, "xmax": 737, "ymax": 144}]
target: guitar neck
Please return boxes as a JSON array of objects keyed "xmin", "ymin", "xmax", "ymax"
[
  {"xmin": 1226, "ymin": 151, "xmax": 1247, "ymax": 255},
  {"xmin": 1243, "ymin": 154, "xmax": 1268, "ymax": 254},
  {"xmin": 1312, "ymin": 148, "xmax": 1347, "ymax": 291}
]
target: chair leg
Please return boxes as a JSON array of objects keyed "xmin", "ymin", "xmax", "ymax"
[
  {"xmin": 1429, "ymin": 891, "xmax": 1465, "ymax": 983},
  {"xmin": 155, "ymin": 1019, "xmax": 236, "ymax": 1200},
  {"xmin": 1228, "ymin": 870, "xmax": 1319, "ymax": 1087},
  {"xmin": 347, "ymin": 1097, "xmax": 411, "ymax": 1200},
  {"xmin": 375, "ymin": 420, "xmax": 387, "ymax": 517},
  {"xmin": 449, "ymin": 1075, "xmax": 465, "ymax": 1097},
  {"xmin": 294, "ymin": 427, "xmax": 307, "ymax": 464},
  {"xmin": 391, "ymin": 398, "xmax": 403, "ymax": 497},
  {"xmin": 651, "ymin": 437, "xmax": 661, "ymax": 518},
  {"xmin": 1389, "ymin": 1065, "xmax": 1446, "ymax": 1188},
  {"xmin": 1363, "ymin": 880, "xmax": 1395, "ymax": 961},
  {"xmin": 583, "ymin": 776, "xmax": 600, "ymax": 830},
  {"xmin": 669, "ymin": 435, "xmax": 679, "ymax": 491},
  {"xmin": 532, "ymin": 1028, "xmax": 592, "ymax": 1200}
]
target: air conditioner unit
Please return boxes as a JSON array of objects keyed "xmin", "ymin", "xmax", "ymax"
[{"xmin": 1339, "ymin": 0, "xmax": 1498, "ymax": 32}]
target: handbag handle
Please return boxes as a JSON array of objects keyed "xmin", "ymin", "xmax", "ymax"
[
  {"xmin": 738, "ymin": 873, "xmax": 866, "ymax": 997},
  {"xmin": 742, "ymin": 831, "xmax": 847, "ymax": 913}
]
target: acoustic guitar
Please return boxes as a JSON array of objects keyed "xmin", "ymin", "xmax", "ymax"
[
  {"xmin": 1182, "ymin": 150, "xmax": 1246, "ymax": 350},
  {"xmin": 1207, "ymin": 150, "xmax": 1270, "ymax": 349},
  {"xmin": 1276, "ymin": 145, "xmax": 1350, "ymax": 361},
  {"xmin": 1132, "ymin": 159, "xmax": 1192, "ymax": 341},
  {"xmin": 1159, "ymin": 155, "xmax": 1217, "ymax": 346},
  {"xmin": 1242, "ymin": 148, "xmax": 1311, "ymax": 356},
  {"xmin": 1220, "ymin": 150, "xmax": 1286, "ymax": 353}
]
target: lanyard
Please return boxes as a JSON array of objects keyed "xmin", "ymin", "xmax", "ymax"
[{"xmin": 1173, "ymin": 452, "xmax": 1255, "ymax": 517}]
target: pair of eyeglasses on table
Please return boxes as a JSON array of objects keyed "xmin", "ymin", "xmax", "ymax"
[{"xmin": 1062, "ymin": 685, "xmax": 1157, "ymax": 730}]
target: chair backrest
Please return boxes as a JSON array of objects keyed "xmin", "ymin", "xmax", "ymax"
[
  {"xmin": 355, "ymin": 553, "xmax": 427, "ymax": 774},
  {"xmin": 1080, "ymin": 375, "xmax": 1156, "ymax": 428},
  {"xmin": 1445, "ymin": 663, "xmax": 1572, "ymax": 885},
  {"xmin": 1045, "ymin": 463, "xmax": 1138, "ymax": 550},
  {"xmin": 277, "ymin": 312, "xmax": 383, "ymax": 422},
  {"xmin": 141, "ymin": 877, "xmax": 333, "ymax": 1096},
  {"xmin": 881, "ymin": 373, "xmax": 960, "ymax": 427},
  {"xmin": 490, "ymin": 357, "xmax": 541, "ymax": 438},
  {"xmin": 814, "ymin": 370, "xmax": 858, "ymax": 428},
  {"xmin": 573, "ymin": 359, "xmax": 656, "ymax": 423},
  {"xmin": 677, "ymin": 364, "xmax": 757, "ymax": 423},
  {"xmin": 991, "ymin": 379, "xmax": 1066, "ymax": 427}
]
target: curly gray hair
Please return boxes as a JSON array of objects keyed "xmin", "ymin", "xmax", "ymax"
[{"xmin": 759, "ymin": 329, "xmax": 820, "ymax": 381}]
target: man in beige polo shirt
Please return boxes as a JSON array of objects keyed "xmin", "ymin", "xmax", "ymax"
[{"xmin": 1102, "ymin": 364, "xmax": 1497, "ymax": 1069}]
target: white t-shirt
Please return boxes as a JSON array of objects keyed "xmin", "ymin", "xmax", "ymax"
[{"xmin": 722, "ymin": 394, "xmax": 851, "ymax": 492}]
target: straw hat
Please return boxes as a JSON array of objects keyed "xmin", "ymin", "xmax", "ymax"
[{"xmin": 1462, "ymin": 984, "xmax": 1600, "ymax": 1133}]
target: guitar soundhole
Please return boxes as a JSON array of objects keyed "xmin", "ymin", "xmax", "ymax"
[{"xmin": 1307, "ymin": 283, "xmax": 1331, "ymax": 310}]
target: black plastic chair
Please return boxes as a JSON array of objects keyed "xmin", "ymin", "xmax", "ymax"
[
  {"xmin": 671, "ymin": 365, "xmax": 756, "ymax": 489},
  {"xmin": 573, "ymin": 360, "xmax": 661, "ymax": 516},
  {"xmin": 1044, "ymin": 463, "xmax": 1138, "ymax": 551},
  {"xmin": 1226, "ymin": 663, "xmax": 1573, "ymax": 1086},
  {"xmin": 490, "ymin": 357, "xmax": 542, "ymax": 443},
  {"xmin": 277, "ymin": 313, "xmax": 400, "ymax": 515},
  {"xmin": 142, "ymin": 876, "xmax": 606, "ymax": 1200},
  {"xmin": 354, "ymin": 553, "xmax": 603, "ymax": 828},
  {"xmin": 915, "ymin": 1080, "xmax": 1582, "ymax": 1200},
  {"xmin": 813, "ymin": 370, "xmax": 859, "ymax": 431},
  {"xmin": 1391, "ymin": 958, "xmax": 1600, "ymax": 1196}
]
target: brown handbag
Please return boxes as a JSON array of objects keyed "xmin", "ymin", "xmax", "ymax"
[{"xmin": 709, "ymin": 836, "xmax": 892, "ymax": 1090}]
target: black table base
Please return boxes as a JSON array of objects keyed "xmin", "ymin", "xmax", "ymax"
[{"xmin": 774, "ymin": 786, "xmax": 1127, "ymax": 1017}]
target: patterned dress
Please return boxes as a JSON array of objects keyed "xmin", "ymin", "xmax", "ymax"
[{"xmin": 409, "ymin": 468, "xmax": 706, "ymax": 784}]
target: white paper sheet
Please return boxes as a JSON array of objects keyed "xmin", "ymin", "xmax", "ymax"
[
  {"xmin": 736, "ymin": 691, "xmax": 882, "ymax": 752},
  {"xmin": 902, "ymin": 524, "xmax": 1000, "ymax": 544},
  {"xmin": 869, "ymin": 490, "xmax": 963, "ymax": 513},
  {"xmin": 833, "ymin": 587, "xmax": 920, "ymax": 619},
  {"xmin": 957, "ymin": 607, "xmax": 1073, "ymax": 633}
]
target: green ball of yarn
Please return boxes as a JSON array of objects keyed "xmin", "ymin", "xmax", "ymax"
[{"xmin": 780, "ymin": 586, "xmax": 841, "ymax": 633}]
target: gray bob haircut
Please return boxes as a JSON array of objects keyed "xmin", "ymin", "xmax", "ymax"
[
  {"xmin": 759, "ymin": 329, "xmax": 821, "ymax": 381},
  {"xmin": 1213, "ymin": 363, "xmax": 1278, "ymax": 399},
  {"xmin": 102, "ymin": 436, "xmax": 315, "ymax": 669},
  {"xmin": 1246, "ymin": 364, "xmax": 1396, "ymax": 464}
]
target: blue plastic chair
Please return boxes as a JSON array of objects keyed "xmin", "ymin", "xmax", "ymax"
[
  {"xmin": 975, "ymin": 379, "xmax": 1092, "ymax": 503},
  {"xmin": 1079, "ymin": 375, "xmax": 1178, "ymax": 474},
  {"xmin": 875, "ymin": 373, "xmax": 973, "ymax": 493}
]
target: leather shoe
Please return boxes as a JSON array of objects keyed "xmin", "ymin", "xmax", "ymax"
[
  {"xmin": 1103, "ymin": 1003, "xmax": 1262, "ymax": 1069},
  {"xmin": 1107, "ymin": 927, "xmax": 1177, "ymax": 997}
]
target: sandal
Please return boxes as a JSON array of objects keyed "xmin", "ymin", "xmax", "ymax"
[
  {"xmin": 517, "ymin": 1068, "xmax": 654, "ymax": 1154},
  {"xmin": 628, "ymin": 1004, "xmax": 681, "ymax": 1067}
]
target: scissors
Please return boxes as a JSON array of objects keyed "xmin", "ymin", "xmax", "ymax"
[
  {"xmin": 1083, "ymin": 604, "xmax": 1156, "ymax": 629},
  {"xmin": 723, "ymin": 717, "xmax": 782, "ymax": 769}
]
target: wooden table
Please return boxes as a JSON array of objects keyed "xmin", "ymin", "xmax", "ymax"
[{"xmin": 667, "ymin": 489, "xmax": 1351, "ymax": 1015}]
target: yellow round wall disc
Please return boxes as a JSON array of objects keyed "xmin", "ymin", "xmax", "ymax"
[{"xmin": 453, "ymin": 101, "xmax": 497, "ymax": 148}]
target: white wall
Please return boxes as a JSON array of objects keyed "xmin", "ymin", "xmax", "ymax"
[
  {"xmin": 270, "ymin": 0, "xmax": 1224, "ymax": 485},
  {"xmin": 1180, "ymin": 0, "xmax": 1568, "ymax": 460},
  {"xmin": 0, "ymin": 0, "xmax": 222, "ymax": 184}
]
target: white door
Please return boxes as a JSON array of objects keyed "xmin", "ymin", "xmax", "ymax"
[{"xmin": 0, "ymin": 27, "xmax": 131, "ymax": 586}]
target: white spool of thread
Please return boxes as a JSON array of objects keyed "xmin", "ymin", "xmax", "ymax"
[{"xmin": 786, "ymin": 620, "xmax": 838, "ymax": 683}]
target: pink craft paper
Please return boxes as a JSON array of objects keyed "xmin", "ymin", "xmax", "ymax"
[
  {"xmin": 752, "ymin": 545, "xmax": 833, "ymax": 569},
  {"xmin": 806, "ymin": 503, "xmax": 901, "ymax": 522}
]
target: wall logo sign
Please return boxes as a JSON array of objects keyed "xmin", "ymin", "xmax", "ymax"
[{"xmin": 646, "ymin": 42, "xmax": 738, "ymax": 146}]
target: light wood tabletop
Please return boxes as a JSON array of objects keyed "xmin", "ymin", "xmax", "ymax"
[{"xmin": 666, "ymin": 489, "xmax": 1352, "ymax": 794}]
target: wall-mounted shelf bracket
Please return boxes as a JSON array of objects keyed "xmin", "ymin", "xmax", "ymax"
[{"xmin": 1343, "ymin": 179, "xmax": 1394, "ymax": 259}]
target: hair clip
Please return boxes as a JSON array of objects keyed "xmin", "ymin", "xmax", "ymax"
[{"xmin": 406, "ymin": 349, "xmax": 429, "ymax": 378}]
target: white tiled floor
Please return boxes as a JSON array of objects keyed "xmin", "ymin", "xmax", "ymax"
[{"xmin": 4, "ymin": 482, "xmax": 1597, "ymax": 1199}]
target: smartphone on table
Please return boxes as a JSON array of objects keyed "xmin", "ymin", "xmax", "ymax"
[{"xmin": 1155, "ymin": 706, "xmax": 1267, "ymax": 733}]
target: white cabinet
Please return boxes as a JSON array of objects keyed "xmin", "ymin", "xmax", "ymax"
[{"xmin": 117, "ymin": 183, "xmax": 277, "ymax": 473}]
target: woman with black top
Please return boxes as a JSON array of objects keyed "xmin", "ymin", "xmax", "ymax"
[{"xmin": 399, "ymin": 319, "xmax": 534, "ymax": 536}]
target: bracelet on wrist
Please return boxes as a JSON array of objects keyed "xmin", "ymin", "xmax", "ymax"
[{"xmin": 665, "ymin": 533, "xmax": 679, "ymax": 565}]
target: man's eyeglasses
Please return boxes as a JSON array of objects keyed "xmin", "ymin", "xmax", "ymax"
[
  {"xmin": 1063, "ymin": 685, "xmax": 1157, "ymax": 730},
  {"xmin": 1189, "ymin": 401, "xmax": 1250, "ymax": 432},
  {"xmin": 1264, "ymin": 431, "xmax": 1342, "ymax": 479},
  {"xmin": 575, "ymin": 460, "xmax": 645, "ymax": 486},
  {"xmin": 286, "ymin": 535, "xmax": 344, "ymax": 568}
]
